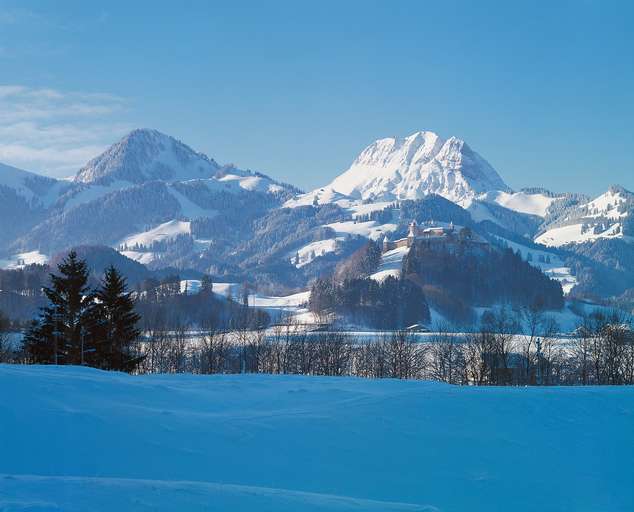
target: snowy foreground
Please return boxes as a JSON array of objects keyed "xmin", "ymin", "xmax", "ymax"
[{"xmin": 1, "ymin": 366, "xmax": 633, "ymax": 511}]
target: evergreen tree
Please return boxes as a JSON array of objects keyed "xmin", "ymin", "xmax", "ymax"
[
  {"xmin": 25, "ymin": 251, "xmax": 93, "ymax": 365},
  {"xmin": 200, "ymin": 274, "xmax": 214, "ymax": 294},
  {"xmin": 88, "ymin": 265, "xmax": 142, "ymax": 372}
]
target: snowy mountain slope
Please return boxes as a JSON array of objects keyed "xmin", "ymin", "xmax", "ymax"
[
  {"xmin": 0, "ymin": 162, "xmax": 67, "ymax": 206},
  {"xmin": 325, "ymin": 219, "xmax": 398, "ymax": 240},
  {"xmin": 584, "ymin": 186, "xmax": 632, "ymax": 219},
  {"xmin": 325, "ymin": 131, "xmax": 510, "ymax": 203},
  {"xmin": 284, "ymin": 186, "xmax": 354, "ymax": 208},
  {"xmin": 290, "ymin": 239, "xmax": 340, "ymax": 268},
  {"xmin": 284, "ymin": 131, "xmax": 547, "ymax": 241},
  {"xmin": 0, "ymin": 162, "xmax": 72, "ymax": 249},
  {"xmin": 370, "ymin": 245, "xmax": 409, "ymax": 282},
  {"xmin": 2, "ymin": 127, "xmax": 632, "ymax": 304},
  {"xmin": 536, "ymin": 186, "xmax": 633, "ymax": 247},
  {"xmin": 0, "ymin": 250, "xmax": 48, "ymax": 269},
  {"xmin": 118, "ymin": 219, "xmax": 192, "ymax": 249},
  {"xmin": 536, "ymin": 223, "xmax": 630, "ymax": 247},
  {"xmin": 2, "ymin": 365, "xmax": 633, "ymax": 512},
  {"xmin": 479, "ymin": 190, "xmax": 559, "ymax": 217},
  {"xmin": 494, "ymin": 236, "xmax": 577, "ymax": 294},
  {"xmin": 464, "ymin": 199, "xmax": 542, "ymax": 237}
]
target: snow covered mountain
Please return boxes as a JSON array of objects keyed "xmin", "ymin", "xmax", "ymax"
[
  {"xmin": 288, "ymin": 130, "xmax": 563, "ymax": 234},
  {"xmin": 324, "ymin": 131, "xmax": 510, "ymax": 203},
  {"xmin": 1, "ymin": 127, "xmax": 632, "ymax": 304},
  {"xmin": 1, "ymin": 129, "xmax": 297, "ymax": 267},
  {"xmin": 74, "ymin": 129, "xmax": 220, "ymax": 185}
]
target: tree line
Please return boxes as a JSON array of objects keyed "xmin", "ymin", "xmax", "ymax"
[
  {"xmin": 3, "ymin": 302, "xmax": 633, "ymax": 386},
  {"xmin": 63, "ymin": 307, "xmax": 629, "ymax": 386}
]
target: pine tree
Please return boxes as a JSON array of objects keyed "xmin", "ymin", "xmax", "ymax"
[
  {"xmin": 89, "ymin": 265, "xmax": 142, "ymax": 372},
  {"xmin": 25, "ymin": 251, "xmax": 93, "ymax": 365},
  {"xmin": 201, "ymin": 274, "xmax": 213, "ymax": 294}
]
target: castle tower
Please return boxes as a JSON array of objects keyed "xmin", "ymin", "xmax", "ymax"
[
  {"xmin": 407, "ymin": 220, "xmax": 417, "ymax": 246},
  {"xmin": 408, "ymin": 220, "xmax": 418, "ymax": 236}
]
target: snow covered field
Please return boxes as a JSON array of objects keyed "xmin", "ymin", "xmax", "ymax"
[{"xmin": 1, "ymin": 365, "xmax": 633, "ymax": 511}]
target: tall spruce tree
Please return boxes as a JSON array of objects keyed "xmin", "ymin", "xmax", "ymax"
[
  {"xmin": 25, "ymin": 251, "xmax": 93, "ymax": 365},
  {"xmin": 89, "ymin": 265, "xmax": 142, "ymax": 372}
]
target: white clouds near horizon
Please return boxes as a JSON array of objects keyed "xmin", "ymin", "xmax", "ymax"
[{"xmin": 0, "ymin": 85, "xmax": 132, "ymax": 177}]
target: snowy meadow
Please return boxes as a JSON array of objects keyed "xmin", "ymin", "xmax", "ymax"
[{"xmin": 1, "ymin": 365, "xmax": 633, "ymax": 512}]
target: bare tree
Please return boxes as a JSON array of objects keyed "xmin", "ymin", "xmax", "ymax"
[
  {"xmin": 385, "ymin": 330, "xmax": 427, "ymax": 380},
  {"xmin": 314, "ymin": 332, "xmax": 352, "ymax": 376},
  {"xmin": 429, "ymin": 324, "xmax": 465, "ymax": 384}
]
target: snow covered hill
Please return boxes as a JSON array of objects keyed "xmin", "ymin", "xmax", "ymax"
[
  {"xmin": 478, "ymin": 189, "xmax": 559, "ymax": 217},
  {"xmin": 1, "ymin": 365, "xmax": 633, "ymax": 512},
  {"xmin": 536, "ymin": 186, "xmax": 633, "ymax": 247}
]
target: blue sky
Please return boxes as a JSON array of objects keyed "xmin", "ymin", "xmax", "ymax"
[{"xmin": 0, "ymin": 0, "xmax": 632, "ymax": 195}]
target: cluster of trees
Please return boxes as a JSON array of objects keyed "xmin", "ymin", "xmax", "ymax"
[
  {"xmin": 136, "ymin": 283, "xmax": 269, "ymax": 332},
  {"xmin": 403, "ymin": 243, "xmax": 564, "ymax": 312},
  {"xmin": 0, "ymin": 265, "xmax": 49, "ymax": 297},
  {"xmin": 122, "ymin": 307, "xmax": 634, "ymax": 386},
  {"xmin": 0, "ymin": 264, "xmax": 49, "ymax": 323},
  {"xmin": 22, "ymin": 251, "xmax": 143, "ymax": 372},
  {"xmin": 309, "ymin": 275, "xmax": 430, "ymax": 329},
  {"xmin": 333, "ymin": 240, "xmax": 382, "ymax": 281},
  {"xmin": 398, "ymin": 196, "xmax": 473, "ymax": 228},
  {"xmin": 571, "ymin": 310, "xmax": 634, "ymax": 385}
]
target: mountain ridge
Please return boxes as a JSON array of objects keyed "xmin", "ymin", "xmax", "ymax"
[{"xmin": 1, "ymin": 127, "xmax": 633, "ymax": 306}]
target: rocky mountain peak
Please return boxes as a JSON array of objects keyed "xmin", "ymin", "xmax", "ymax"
[
  {"xmin": 74, "ymin": 129, "xmax": 220, "ymax": 185},
  {"xmin": 326, "ymin": 130, "xmax": 510, "ymax": 204}
]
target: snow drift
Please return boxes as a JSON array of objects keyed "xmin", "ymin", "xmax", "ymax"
[{"xmin": 1, "ymin": 365, "xmax": 633, "ymax": 511}]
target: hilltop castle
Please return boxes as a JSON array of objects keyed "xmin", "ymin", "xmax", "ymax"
[{"xmin": 382, "ymin": 220, "xmax": 487, "ymax": 252}]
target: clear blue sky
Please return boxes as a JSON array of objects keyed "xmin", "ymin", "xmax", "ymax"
[{"xmin": 0, "ymin": 0, "xmax": 632, "ymax": 195}]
